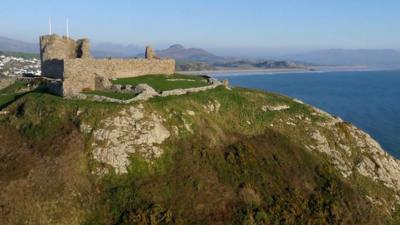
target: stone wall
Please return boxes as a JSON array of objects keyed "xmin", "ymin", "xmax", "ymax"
[
  {"xmin": 62, "ymin": 58, "xmax": 175, "ymax": 96},
  {"xmin": 40, "ymin": 35, "xmax": 78, "ymax": 61},
  {"xmin": 39, "ymin": 34, "xmax": 176, "ymax": 96},
  {"xmin": 41, "ymin": 59, "xmax": 64, "ymax": 78},
  {"xmin": 40, "ymin": 34, "xmax": 91, "ymax": 78},
  {"xmin": 68, "ymin": 78, "xmax": 223, "ymax": 104}
]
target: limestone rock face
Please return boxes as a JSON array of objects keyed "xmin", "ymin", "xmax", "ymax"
[
  {"xmin": 133, "ymin": 84, "xmax": 159, "ymax": 101},
  {"xmin": 90, "ymin": 105, "xmax": 170, "ymax": 174},
  {"xmin": 203, "ymin": 99, "xmax": 221, "ymax": 114},
  {"xmin": 261, "ymin": 104, "xmax": 290, "ymax": 112},
  {"xmin": 305, "ymin": 104, "xmax": 400, "ymax": 191}
]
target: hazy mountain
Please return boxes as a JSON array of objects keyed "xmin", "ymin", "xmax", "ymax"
[
  {"xmin": 155, "ymin": 44, "xmax": 227, "ymax": 63},
  {"xmin": 0, "ymin": 36, "xmax": 226, "ymax": 62},
  {"xmin": 0, "ymin": 36, "xmax": 38, "ymax": 53},
  {"xmin": 91, "ymin": 43, "xmax": 142, "ymax": 58},
  {"xmin": 286, "ymin": 49, "xmax": 400, "ymax": 66}
]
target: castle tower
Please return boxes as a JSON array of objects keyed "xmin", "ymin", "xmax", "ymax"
[
  {"xmin": 145, "ymin": 46, "xmax": 157, "ymax": 59},
  {"xmin": 40, "ymin": 34, "xmax": 91, "ymax": 62},
  {"xmin": 39, "ymin": 34, "xmax": 91, "ymax": 78},
  {"xmin": 76, "ymin": 39, "xmax": 91, "ymax": 58}
]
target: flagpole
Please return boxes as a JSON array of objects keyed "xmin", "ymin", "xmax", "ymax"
[
  {"xmin": 66, "ymin": 18, "xmax": 69, "ymax": 38},
  {"xmin": 49, "ymin": 16, "xmax": 52, "ymax": 35}
]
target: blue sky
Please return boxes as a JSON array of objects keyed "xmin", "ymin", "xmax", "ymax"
[{"xmin": 1, "ymin": 0, "xmax": 399, "ymax": 52}]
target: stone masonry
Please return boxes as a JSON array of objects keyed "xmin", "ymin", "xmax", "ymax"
[
  {"xmin": 63, "ymin": 58, "xmax": 175, "ymax": 95},
  {"xmin": 40, "ymin": 35, "xmax": 90, "ymax": 78},
  {"xmin": 40, "ymin": 34, "xmax": 175, "ymax": 96},
  {"xmin": 145, "ymin": 46, "xmax": 158, "ymax": 59}
]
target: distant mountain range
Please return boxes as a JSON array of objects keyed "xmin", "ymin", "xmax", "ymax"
[
  {"xmin": 1, "ymin": 36, "xmax": 400, "ymax": 67},
  {"xmin": 153, "ymin": 44, "xmax": 227, "ymax": 63},
  {"xmin": 0, "ymin": 36, "xmax": 38, "ymax": 53},
  {"xmin": 91, "ymin": 43, "xmax": 142, "ymax": 58},
  {"xmin": 285, "ymin": 49, "xmax": 400, "ymax": 67}
]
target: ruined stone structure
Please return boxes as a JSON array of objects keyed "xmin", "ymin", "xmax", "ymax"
[
  {"xmin": 145, "ymin": 46, "xmax": 158, "ymax": 59},
  {"xmin": 40, "ymin": 34, "xmax": 175, "ymax": 96}
]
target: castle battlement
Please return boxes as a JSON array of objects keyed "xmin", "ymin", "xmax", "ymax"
[{"xmin": 39, "ymin": 34, "xmax": 175, "ymax": 96}]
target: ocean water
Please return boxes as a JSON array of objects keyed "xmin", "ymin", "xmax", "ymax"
[{"xmin": 216, "ymin": 70, "xmax": 400, "ymax": 158}]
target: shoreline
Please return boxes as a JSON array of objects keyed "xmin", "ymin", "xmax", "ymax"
[{"xmin": 179, "ymin": 66, "xmax": 400, "ymax": 76}]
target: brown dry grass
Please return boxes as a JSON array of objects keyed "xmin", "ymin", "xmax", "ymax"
[{"xmin": 0, "ymin": 125, "xmax": 93, "ymax": 225}]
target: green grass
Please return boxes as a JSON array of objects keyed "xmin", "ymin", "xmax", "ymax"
[
  {"xmin": 0, "ymin": 81, "xmax": 29, "ymax": 109},
  {"xmin": 2, "ymin": 92, "xmax": 124, "ymax": 140},
  {"xmin": 0, "ymin": 94, "xmax": 19, "ymax": 109},
  {"xmin": 145, "ymin": 86, "xmax": 316, "ymax": 138},
  {"xmin": 86, "ymin": 90, "xmax": 136, "ymax": 100},
  {"xmin": 0, "ymin": 80, "xmax": 27, "ymax": 95},
  {"xmin": 111, "ymin": 74, "xmax": 208, "ymax": 92}
]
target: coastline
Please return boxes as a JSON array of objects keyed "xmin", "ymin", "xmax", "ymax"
[{"xmin": 179, "ymin": 65, "xmax": 399, "ymax": 76}]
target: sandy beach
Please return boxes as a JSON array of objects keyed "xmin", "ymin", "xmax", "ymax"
[{"xmin": 179, "ymin": 65, "xmax": 393, "ymax": 76}]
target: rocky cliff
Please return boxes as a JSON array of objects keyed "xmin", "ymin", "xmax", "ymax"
[{"xmin": 1, "ymin": 81, "xmax": 400, "ymax": 224}]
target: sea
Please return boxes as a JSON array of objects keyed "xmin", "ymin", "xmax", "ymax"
[{"xmin": 214, "ymin": 70, "xmax": 400, "ymax": 158}]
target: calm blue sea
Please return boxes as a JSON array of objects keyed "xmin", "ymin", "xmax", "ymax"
[{"xmin": 215, "ymin": 70, "xmax": 400, "ymax": 158}]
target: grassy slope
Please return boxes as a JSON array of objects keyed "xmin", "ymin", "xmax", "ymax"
[
  {"xmin": 96, "ymin": 87, "xmax": 392, "ymax": 225},
  {"xmin": 0, "ymin": 82, "xmax": 399, "ymax": 224},
  {"xmin": 0, "ymin": 81, "xmax": 29, "ymax": 109},
  {"xmin": 112, "ymin": 74, "xmax": 208, "ymax": 92}
]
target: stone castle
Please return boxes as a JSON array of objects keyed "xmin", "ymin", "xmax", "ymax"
[{"xmin": 40, "ymin": 34, "xmax": 175, "ymax": 96}]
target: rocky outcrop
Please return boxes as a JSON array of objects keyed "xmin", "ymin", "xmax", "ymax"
[
  {"xmin": 350, "ymin": 125, "xmax": 400, "ymax": 190},
  {"xmin": 261, "ymin": 104, "xmax": 290, "ymax": 112},
  {"xmin": 203, "ymin": 99, "xmax": 221, "ymax": 114},
  {"xmin": 161, "ymin": 79, "xmax": 222, "ymax": 97},
  {"xmin": 133, "ymin": 84, "xmax": 159, "ymax": 101},
  {"xmin": 88, "ymin": 105, "xmax": 170, "ymax": 174},
  {"xmin": 304, "ymin": 103, "xmax": 400, "ymax": 192}
]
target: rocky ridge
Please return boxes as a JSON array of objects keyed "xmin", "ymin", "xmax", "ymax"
[
  {"xmin": 81, "ymin": 92, "xmax": 400, "ymax": 201},
  {"xmin": 305, "ymin": 105, "xmax": 400, "ymax": 193},
  {"xmin": 2, "ymin": 79, "xmax": 400, "ymax": 224}
]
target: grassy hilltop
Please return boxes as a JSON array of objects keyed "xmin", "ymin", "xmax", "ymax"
[{"xmin": 1, "ymin": 76, "xmax": 400, "ymax": 225}]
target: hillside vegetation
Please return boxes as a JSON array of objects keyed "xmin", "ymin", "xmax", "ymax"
[{"xmin": 0, "ymin": 78, "xmax": 400, "ymax": 225}]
